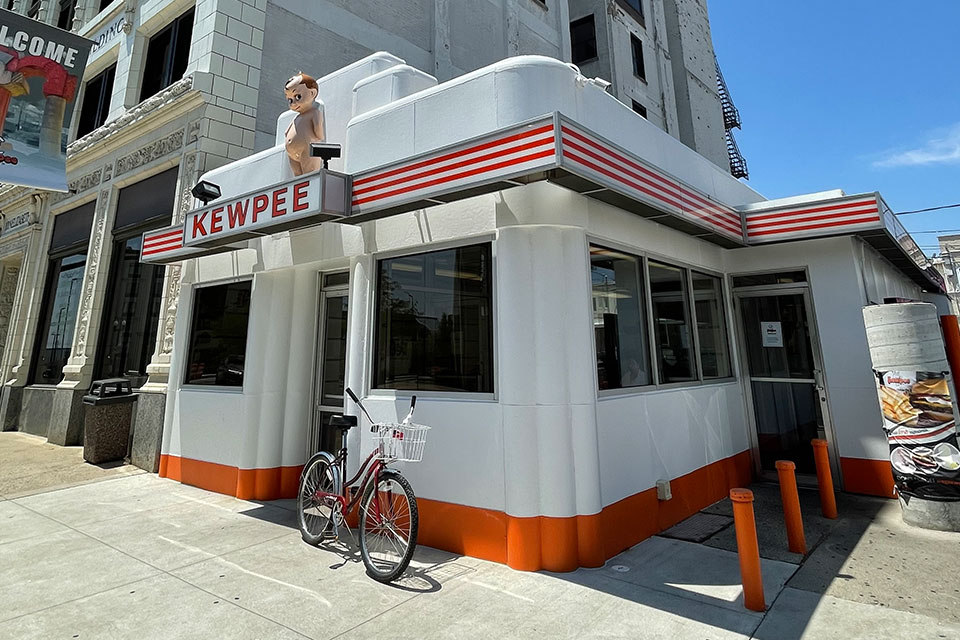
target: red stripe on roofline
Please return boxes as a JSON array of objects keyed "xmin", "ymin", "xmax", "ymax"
[
  {"xmin": 142, "ymin": 245, "xmax": 182, "ymax": 256},
  {"xmin": 561, "ymin": 146, "xmax": 742, "ymax": 236},
  {"xmin": 747, "ymin": 207, "xmax": 880, "ymax": 232},
  {"xmin": 560, "ymin": 126, "xmax": 740, "ymax": 228},
  {"xmin": 561, "ymin": 137, "xmax": 686, "ymax": 212},
  {"xmin": 351, "ymin": 147, "xmax": 556, "ymax": 207},
  {"xmin": 748, "ymin": 215, "xmax": 881, "ymax": 237},
  {"xmin": 352, "ymin": 135, "xmax": 555, "ymax": 198},
  {"xmin": 746, "ymin": 198, "xmax": 878, "ymax": 224},
  {"xmin": 563, "ymin": 150, "xmax": 743, "ymax": 237},
  {"xmin": 144, "ymin": 230, "xmax": 183, "ymax": 244},
  {"xmin": 677, "ymin": 186, "xmax": 740, "ymax": 226},
  {"xmin": 142, "ymin": 241, "xmax": 183, "ymax": 252},
  {"xmin": 561, "ymin": 126, "xmax": 679, "ymax": 200},
  {"xmin": 353, "ymin": 124, "xmax": 555, "ymax": 188}
]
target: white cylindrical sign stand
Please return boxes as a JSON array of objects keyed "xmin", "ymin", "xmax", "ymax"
[{"xmin": 862, "ymin": 302, "xmax": 960, "ymax": 531}]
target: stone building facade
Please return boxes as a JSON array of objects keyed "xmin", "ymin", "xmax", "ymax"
[{"xmin": 0, "ymin": 0, "xmax": 733, "ymax": 470}]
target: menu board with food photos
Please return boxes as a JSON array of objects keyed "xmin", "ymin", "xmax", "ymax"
[{"xmin": 877, "ymin": 370, "xmax": 960, "ymax": 500}]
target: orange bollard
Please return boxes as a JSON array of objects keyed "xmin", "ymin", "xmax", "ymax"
[
  {"xmin": 811, "ymin": 439, "xmax": 838, "ymax": 519},
  {"xmin": 775, "ymin": 461, "xmax": 806, "ymax": 554},
  {"xmin": 730, "ymin": 488, "xmax": 765, "ymax": 612}
]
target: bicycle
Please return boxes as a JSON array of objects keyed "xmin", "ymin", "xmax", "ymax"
[{"xmin": 296, "ymin": 388, "xmax": 430, "ymax": 582}]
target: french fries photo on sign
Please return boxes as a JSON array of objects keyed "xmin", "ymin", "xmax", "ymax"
[{"xmin": 877, "ymin": 370, "xmax": 960, "ymax": 500}]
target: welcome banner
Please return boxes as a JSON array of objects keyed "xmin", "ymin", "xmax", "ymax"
[{"xmin": 0, "ymin": 9, "xmax": 92, "ymax": 191}]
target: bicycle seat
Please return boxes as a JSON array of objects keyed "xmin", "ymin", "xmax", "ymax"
[{"xmin": 328, "ymin": 414, "xmax": 357, "ymax": 430}]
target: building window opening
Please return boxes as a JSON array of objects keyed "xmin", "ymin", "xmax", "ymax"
[
  {"xmin": 374, "ymin": 243, "xmax": 493, "ymax": 393},
  {"xmin": 94, "ymin": 169, "xmax": 178, "ymax": 387},
  {"xmin": 692, "ymin": 271, "xmax": 731, "ymax": 378},
  {"xmin": 76, "ymin": 64, "xmax": 116, "ymax": 139},
  {"xmin": 99, "ymin": 0, "xmax": 113, "ymax": 12},
  {"xmin": 649, "ymin": 260, "xmax": 695, "ymax": 383},
  {"xmin": 570, "ymin": 15, "xmax": 598, "ymax": 65},
  {"xmin": 591, "ymin": 246, "xmax": 651, "ymax": 389},
  {"xmin": 184, "ymin": 281, "xmax": 252, "ymax": 386},
  {"xmin": 27, "ymin": 0, "xmax": 41, "ymax": 19},
  {"xmin": 631, "ymin": 100, "xmax": 647, "ymax": 118},
  {"xmin": 631, "ymin": 34, "xmax": 646, "ymax": 81},
  {"xmin": 140, "ymin": 8, "xmax": 194, "ymax": 102},
  {"xmin": 57, "ymin": 0, "xmax": 76, "ymax": 30},
  {"xmin": 30, "ymin": 202, "xmax": 95, "ymax": 385}
]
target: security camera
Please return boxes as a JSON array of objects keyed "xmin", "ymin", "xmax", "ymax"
[
  {"xmin": 191, "ymin": 180, "xmax": 221, "ymax": 205},
  {"xmin": 309, "ymin": 142, "xmax": 342, "ymax": 168}
]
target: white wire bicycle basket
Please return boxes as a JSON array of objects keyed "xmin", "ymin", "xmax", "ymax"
[{"xmin": 374, "ymin": 422, "xmax": 431, "ymax": 462}]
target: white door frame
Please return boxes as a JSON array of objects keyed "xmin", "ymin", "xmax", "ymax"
[
  {"xmin": 307, "ymin": 272, "xmax": 350, "ymax": 458},
  {"xmin": 732, "ymin": 283, "xmax": 842, "ymax": 485}
]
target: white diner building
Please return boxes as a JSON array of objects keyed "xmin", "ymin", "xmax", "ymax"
[{"xmin": 143, "ymin": 53, "xmax": 947, "ymax": 571}]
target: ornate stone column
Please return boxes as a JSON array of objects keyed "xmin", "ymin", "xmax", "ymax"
[{"xmin": 49, "ymin": 188, "xmax": 115, "ymax": 445}]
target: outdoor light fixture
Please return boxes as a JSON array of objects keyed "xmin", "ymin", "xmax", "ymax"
[
  {"xmin": 191, "ymin": 180, "xmax": 222, "ymax": 205},
  {"xmin": 309, "ymin": 142, "xmax": 341, "ymax": 169}
]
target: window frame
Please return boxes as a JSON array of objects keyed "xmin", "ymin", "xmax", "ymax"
[
  {"xmin": 616, "ymin": 0, "xmax": 645, "ymax": 27},
  {"xmin": 181, "ymin": 276, "xmax": 254, "ymax": 391},
  {"xmin": 588, "ymin": 238, "xmax": 736, "ymax": 396},
  {"xmin": 570, "ymin": 14, "xmax": 599, "ymax": 66},
  {"xmin": 139, "ymin": 7, "xmax": 195, "ymax": 103},
  {"xmin": 630, "ymin": 34, "xmax": 646, "ymax": 82},
  {"xmin": 76, "ymin": 62, "xmax": 116, "ymax": 139},
  {"xmin": 366, "ymin": 236, "xmax": 498, "ymax": 401},
  {"xmin": 631, "ymin": 100, "xmax": 647, "ymax": 118}
]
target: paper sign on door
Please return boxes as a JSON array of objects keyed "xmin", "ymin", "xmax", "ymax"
[{"xmin": 761, "ymin": 322, "xmax": 783, "ymax": 347}]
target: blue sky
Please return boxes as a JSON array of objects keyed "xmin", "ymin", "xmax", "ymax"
[{"xmin": 709, "ymin": 2, "xmax": 960, "ymax": 254}]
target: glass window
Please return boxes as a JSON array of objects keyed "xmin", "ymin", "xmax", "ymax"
[
  {"xmin": 184, "ymin": 281, "xmax": 252, "ymax": 386},
  {"xmin": 76, "ymin": 64, "xmax": 116, "ymax": 139},
  {"xmin": 94, "ymin": 237, "xmax": 165, "ymax": 387},
  {"xmin": 31, "ymin": 254, "xmax": 86, "ymax": 384},
  {"xmin": 374, "ymin": 244, "xmax": 493, "ymax": 393},
  {"xmin": 591, "ymin": 247, "xmax": 650, "ymax": 389},
  {"xmin": 570, "ymin": 15, "xmax": 598, "ymax": 65},
  {"xmin": 57, "ymin": 0, "xmax": 76, "ymax": 30},
  {"xmin": 619, "ymin": 0, "xmax": 644, "ymax": 19},
  {"xmin": 732, "ymin": 271, "xmax": 807, "ymax": 288},
  {"xmin": 649, "ymin": 261, "xmax": 695, "ymax": 383},
  {"xmin": 140, "ymin": 8, "xmax": 194, "ymax": 102},
  {"xmin": 693, "ymin": 272, "xmax": 731, "ymax": 378},
  {"xmin": 631, "ymin": 100, "xmax": 647, "ymax": 118},
  {"xmin": 631, "ymin": 34, "xmax": 646, "ymax": 81}
]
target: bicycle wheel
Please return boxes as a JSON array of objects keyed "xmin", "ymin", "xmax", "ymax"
[
  {"xmin": 359, "ymin": 469, "xmax": 419, "ymax": 582},
  {"xmin": 297, "ymin": 452, "xmax": 340, "ymax": 545}
]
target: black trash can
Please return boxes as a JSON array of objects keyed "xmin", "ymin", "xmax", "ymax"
[{"xmin": 82, "ymin": 378, "xmax": 137, "ymax": 464}]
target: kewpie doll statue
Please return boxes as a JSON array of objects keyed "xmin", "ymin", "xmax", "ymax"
[{"xmin": 284, "ymin": 72, "xmax": 326, "ymax": 176}]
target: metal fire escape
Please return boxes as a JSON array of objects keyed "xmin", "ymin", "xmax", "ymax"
[{"xmin": 715, "ymin": 56, "xmax": 748, "ymax": 179}]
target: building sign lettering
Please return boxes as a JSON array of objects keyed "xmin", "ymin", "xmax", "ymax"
[{"xmin": 183, "ymin": 171, "xmax": 349, "ymax": 249}]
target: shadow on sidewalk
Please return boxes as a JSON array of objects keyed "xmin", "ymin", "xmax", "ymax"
[{"xmin": 546, "ymin": 482, "xmax": 888, "ymax": 638}]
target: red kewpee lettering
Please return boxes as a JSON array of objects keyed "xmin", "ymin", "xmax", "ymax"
[
  {"xmin": 252, "ymin": 194, "xmax": 268, "ymax": 222},
  {"xmin": 228, "ymin": 199, "xmax": 249, "ymax": 228},
  {"xmin": 191, "ymin": 212, "xmax": 207, "ymax": 237}
]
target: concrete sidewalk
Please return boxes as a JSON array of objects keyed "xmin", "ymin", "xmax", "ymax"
[{"xmin": 1, "ymin": 435, "xmax": 959, "ymax": 639}]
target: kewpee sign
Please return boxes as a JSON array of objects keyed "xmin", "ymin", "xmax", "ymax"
[{"xmin": 183, "ymin": 171, "xmax": 349, "ymax": 248}]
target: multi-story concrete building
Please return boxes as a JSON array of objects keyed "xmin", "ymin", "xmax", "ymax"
[
  {"xmin": 0, "ymin": 0, "xmax": 739, "ymax": 470},
  {"xmin": 0, "ymin": 0, "xmax": 574, "ymax": 464},
  {"xmin": 567, "ymin": 0, "xmax": 744, "ymax": 175}
]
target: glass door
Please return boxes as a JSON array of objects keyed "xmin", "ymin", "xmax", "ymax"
[
  {"xmin": 310, "ymin": 273, "xmax": 349, "ymax": 455},
  {"xmin": 736, "ymin": 289, "xmax": 831, "ymax": 477}
]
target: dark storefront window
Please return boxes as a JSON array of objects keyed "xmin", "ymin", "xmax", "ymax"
[
  {"xmin": 374, "ymin": 244, "xmax": 493, "ymax": 393},
  {"xmin": 31, "ymin": 203, "xmax": 95, "ymax": 385},
  {"xmin": 140, "ymin": 8, "xmax": 194, "ymax": 102},
  {"xmin": 77, "ymin": 64, "xmax": 116, "ymax": 139},
  {"xmin": 649, "ymin": 260, "xmax": 696, "ymax": 383},
  {"xmin": 94, "ymin": 169, "xmax": 178, "ymax": 387},
  {"xmin": 184, "ymin": 281, "xmax": 252, "ymax": 386},
  {"xmin": 57, "ymin": 0, "xmax": 76, "ymax": 30},
  {"xmin": 591, "ymin": 246, "xmax": 650, "ymax": 389}
]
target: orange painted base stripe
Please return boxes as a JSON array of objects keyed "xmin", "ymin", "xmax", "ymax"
[
  {"xmin": 840, "ymin": 456, "xmax": 896, "ymax": 498},
  {"xmin": 158, "ymin": 449, "xmax": 753, "ymax": 571},
  {"xmin": 158, "ymin": 454, "xmax": 303, "ymax": 501}
]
